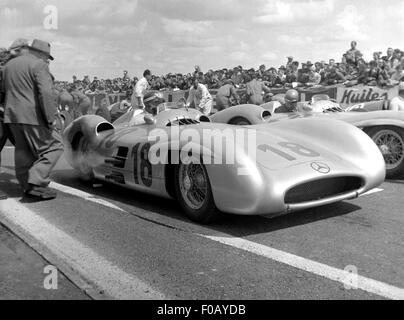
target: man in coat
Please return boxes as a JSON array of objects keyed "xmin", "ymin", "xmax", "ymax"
[
  {"xmin": 3, "ymin": 39, "xmax": 64, "ymax": 200},
  {"xmin": 0, "ymin": 39, "xmax": 29, "ymax": 199},
  {"xmin": 215, "ymin": 80, "xmax": 240, "ymax": 111},
  {"xmin": 246, "ymin": 74, "xmax": 272, "ymax": 105}
]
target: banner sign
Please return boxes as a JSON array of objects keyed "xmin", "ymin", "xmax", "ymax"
[{"xmin": 336, "ymin": 85, "xmax": 399, "ymax": 107}]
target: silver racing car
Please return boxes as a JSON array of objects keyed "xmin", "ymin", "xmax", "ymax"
[{"xmin": 62, "ymin": 104, "xmax": 385, "ymax": 223}]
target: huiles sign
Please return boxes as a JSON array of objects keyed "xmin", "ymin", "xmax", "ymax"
[{"xmin": 337, "ymin": 86, "xmax": 398, "ymax": 106}]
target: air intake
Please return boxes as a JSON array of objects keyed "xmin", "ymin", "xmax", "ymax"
[{"xmin": 285, "ymin": 177, "xmax": 363, "ymax": 204}]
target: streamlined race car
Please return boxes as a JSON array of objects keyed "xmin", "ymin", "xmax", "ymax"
[
  {"xmin": 63, "ymin": 105, "xmax": 385, "ymax": 223},
  {"xmin": 210, "ymin": 95, "xmax": 404, "ymax": 178}
]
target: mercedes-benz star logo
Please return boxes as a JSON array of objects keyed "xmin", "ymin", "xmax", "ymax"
[{"xmin": 311, "ymin": 162, "xmax": 331, "ymax": 174}]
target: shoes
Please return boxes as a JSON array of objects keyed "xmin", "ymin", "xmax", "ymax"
[
  {"xmin": 24, "ymin": 185, "xmax": 57, "ymax": 200},
  {"xmin": 0, "ymin": 190, "xmax": 7, "ymax": 200}
]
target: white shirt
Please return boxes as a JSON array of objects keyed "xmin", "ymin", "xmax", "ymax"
[
  {"xmin": 186, "ymin": 83, "xmax": 212, "ymax": 114},
  {"xmin": 131, "ymin": 77, "xmax": 149, "ymax": 107},
  {"xmin": 390, "ymin": 96, "xmax": 404, "ymax": 111}
]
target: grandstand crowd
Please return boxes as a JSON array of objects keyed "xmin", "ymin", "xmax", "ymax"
[{"xmin": 2, "ymin": 41, "xmax": 404, "ymax": 98}]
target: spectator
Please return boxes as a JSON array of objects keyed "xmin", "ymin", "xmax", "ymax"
[
  {"xmin": 390, "ymin": 62, "xmax": 404, "ymax": 83},
  {"xmin": 285, "ymin": 61, "xmax": 299, "ymax": 85},
  {"xmin": 306, "ymin": 65, "xmax": 321, "ymax": 87},
  {"xmin": 274, "ymin": 66, "xmax": 287, "ymax": 86},
  {"xmin": 323, "ymin": 67, "xmax": 346, "ymax": 85},
  {"xmin": 346, "ymin": 41, "xmax": 362, "ymax": 66},
  {"xmin": 377, "ymin": 61, "xmax": 391, "ymax": 87},
  {"xmin": 286, "ymin": 56, "xmax": 294, "ymax": 69},
  {"xmin": 356, "ymin": 59, "xmax": 370, "ymax": 84},
  {"xmin": 391, "ymin": 49, "xmax": 403, "ymax": 70},
  {"xmin": 389, "ymin": 83, "xmax": 404, "ymax": 111},
  {"xmin": 123, "ymin": 70, "xmax": 130, "ymax": 81},
  {"xmin": 297, "ymin": 61, "xmax": 312, "ymax": 86},
  {"xmin": 383, "ymin": 48, "xmax": 394, "ymax": 65}
]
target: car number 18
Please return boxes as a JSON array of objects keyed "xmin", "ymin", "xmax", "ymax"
[{"xmin": 259, "ymin": 142, "xmax": 320, "ymax": 161}]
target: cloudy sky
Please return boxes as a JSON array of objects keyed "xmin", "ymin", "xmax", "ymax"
[{"xmin": 1, "ymin": 0, "xmax": 403, "ymax": 80}]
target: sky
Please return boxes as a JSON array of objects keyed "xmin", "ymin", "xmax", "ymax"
[{"xmin": 1, "ymin": 0, "xmax": 403, "ymax": 81}]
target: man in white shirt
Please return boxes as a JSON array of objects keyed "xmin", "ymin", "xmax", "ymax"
[
  {"xmin": 185, "ymin": 78, "xmax": 213, "ymax": 115},
  {"xmin": 390, "ymin": 83, "xmax": 404, "ymax": 111},
  {"xmin": 131, "ymin": 69, "xmax": 152, "ymax": 109}
]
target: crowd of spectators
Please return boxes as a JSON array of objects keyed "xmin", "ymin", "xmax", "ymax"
[{"xmin": 2, "ymin": 41, "xmax": 404, "ymax": 97}]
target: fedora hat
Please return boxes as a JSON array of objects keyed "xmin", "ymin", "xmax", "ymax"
[{"xmin": 30, "ymin": 39, "xmax": 54, "ymax": 60}]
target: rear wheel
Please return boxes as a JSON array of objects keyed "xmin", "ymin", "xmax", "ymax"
[
  {"xmin": 174, "ymin": 162, "xmax": 218, "ymax": 223},
  {"xmin": 367, "ymin": 126, "xmax": 404, "ymax": 178},
  {"xmin": 229, "ymin": 117, "xmax": 252, "ymax": 126}
]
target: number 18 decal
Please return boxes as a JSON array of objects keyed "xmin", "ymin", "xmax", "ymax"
[
  {"xmin": 132, "ymin": 143, "xmax": 153, "ymax": 187},
  {"xmin": 259, "ymin": 142, "xmax": 320, "ymax": 161}
]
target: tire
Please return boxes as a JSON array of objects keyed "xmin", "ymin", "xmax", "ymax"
[
  {"xmin": 367, "ymin": 126, "xmax": 404, "ymax": 178},
  {"xmin": 229, "ymin": 117, "xmax": 252, "ymax": 126},
  {"xmin": 174, "ymin": 162, "xmax": 218, "ymax": 223}
]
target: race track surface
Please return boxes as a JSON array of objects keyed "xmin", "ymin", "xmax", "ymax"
[{"xmin": 1, "ymin": 147, "xmax": 403, "ymax": 300}]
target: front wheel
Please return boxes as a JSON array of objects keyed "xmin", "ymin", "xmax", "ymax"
[
  {"xmin": 174, "ymin": 162, "xmax": 218, "ymax": 223},
  {"xmin": 367, "ymin": 126, "xmax": 404, "ymax": 178}
]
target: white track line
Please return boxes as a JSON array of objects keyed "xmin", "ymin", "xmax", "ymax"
[
  {"xmin": 0, "ymin": 198, "xmax": 165, "ymax": 300},
  {"xmin": 49, "ymin": 181, "xmax": 127, "ymax": 213},
  {"xmin": 46, "ymin": 182, "xmax": 403, "ymax": 299},
  {"xmin": 199, "ymin": 235, "xmax": 404, "ymax": 300},
  {"xmin": 1, "ymin": 169, "xmax": 402, "ymax": 300}
]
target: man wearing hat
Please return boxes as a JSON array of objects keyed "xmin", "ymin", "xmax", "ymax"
[{"xmin": 2, "ymin": 39, "xmax": 64, "ymax": 200}]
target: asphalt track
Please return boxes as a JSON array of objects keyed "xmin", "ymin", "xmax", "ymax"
[{"xmin": 1, "ymin": 146, "xmax": 403, "ymax": 300}]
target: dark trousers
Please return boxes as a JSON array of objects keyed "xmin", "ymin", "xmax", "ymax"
[
  {"xmin": 0, "ymin": 120, "xmax": 15, "ymax": 167},
  {"xmin": 7, "ymin": 124, "xmax": 64, "ymax": 191}
]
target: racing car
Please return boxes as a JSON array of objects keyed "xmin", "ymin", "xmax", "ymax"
[
  {"xmin": 63, "ymin": 102, "xmax": 385, "ymax": 223},
  {"xmin": 210, "ymin": 94, "xmax": 404, "ymax": 178}
]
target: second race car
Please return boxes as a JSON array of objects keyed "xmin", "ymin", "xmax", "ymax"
[{"xmin": 210, "ymin": 94, "xmax": 404, "ymax": 178}]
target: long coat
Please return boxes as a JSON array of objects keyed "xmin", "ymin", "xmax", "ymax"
[{"xmin": 3, "ymin": 53, "xmax": 56, "ymax": 128}]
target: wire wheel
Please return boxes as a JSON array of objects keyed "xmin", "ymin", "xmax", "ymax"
[
  {"xmin": 372, "ymin": 129, "xmax": 404, "ymax": 170},
  {"xmin": 178, "ymin": 163, "xmax": 209, "ymax": 210}
]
